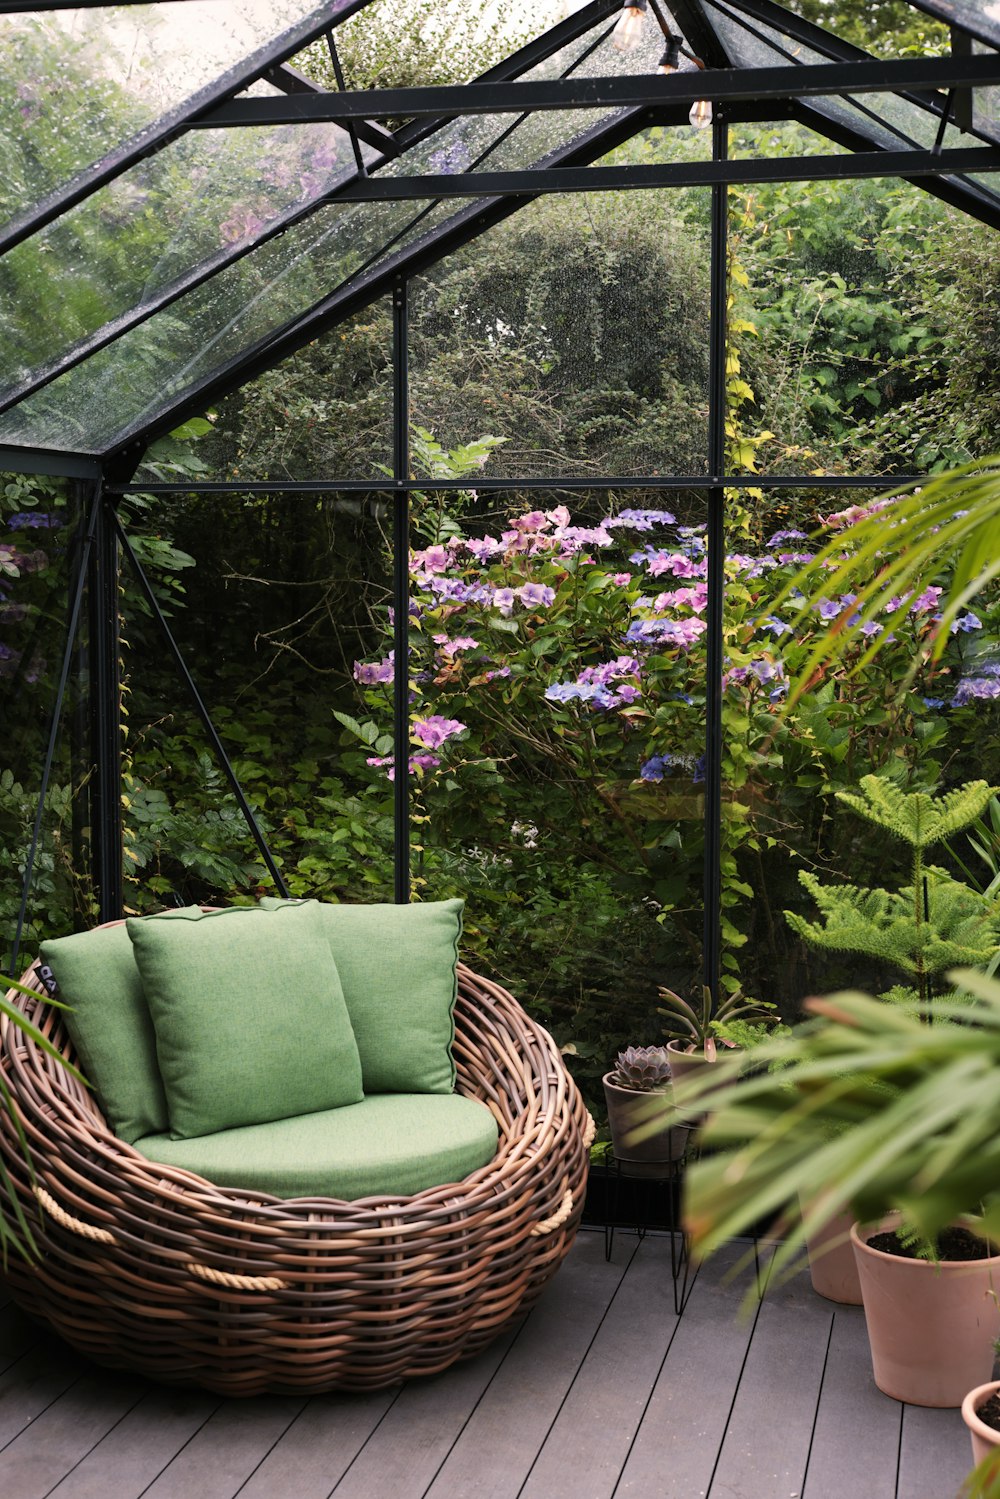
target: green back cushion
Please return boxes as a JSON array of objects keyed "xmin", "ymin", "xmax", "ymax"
[
  {"xmin": 39, "ymin": 920, "xmax": 174, "ymax": 1143},
  {"xmin": 260, "ymin": 898, "xmax": 463, "ymax": 1093},
  {"xmin": 127, "ymin": 902, "xmax": 364, "ymax": 1139},
  {"xmin": 136, "ymin": 1092, "xmax": 499, "ymax": 1201}
]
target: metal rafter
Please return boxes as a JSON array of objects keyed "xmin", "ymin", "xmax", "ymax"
[{"xmin": 288, "ymin": 147, "xmax": 1000, "ymax": 199}]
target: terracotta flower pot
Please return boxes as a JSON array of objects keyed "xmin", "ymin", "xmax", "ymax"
[
  {"xmin": 962, "ymin": 1381, "xmax": 1000, "ymax": 1470},
  {"xmin": 665, "ymin": 1039, "xmax": 736, "ymax": 1119},
  {"xmin": 800, "ymin": 1201, "xmax": 863, "ymax": 1305},
  {"xmin": 602, "ymin": 1074, "xmax": 690, "ymax": 1175},
  {"xmin": 851, "ymin": 1213, "xmax": 1000, "ymax": 1407}
]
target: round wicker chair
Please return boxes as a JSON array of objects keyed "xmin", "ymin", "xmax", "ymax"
[{"xmin": 0, "ymin": 951, "xmax": 593, "ymax": 1395}]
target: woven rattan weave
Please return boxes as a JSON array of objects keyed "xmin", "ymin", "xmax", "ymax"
[{"xmin": 0, "ymin": 947, "xmax": 592, "ymax": 1395}]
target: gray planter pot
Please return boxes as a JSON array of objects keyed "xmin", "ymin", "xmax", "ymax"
[{"xmin": 602, "ymin": 1073, "xmax": 691, "ymax": 1171}]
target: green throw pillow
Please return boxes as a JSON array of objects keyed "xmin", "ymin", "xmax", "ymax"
[
  {"xmin": 40, "ymin": 918, "xmax": 191, "ymax": 1143},
  {"xmin": 260, "ymin": 898, "xmax": 463, "ymax": 1094},
  {"xmin": 127, "ymin": 902, "xmax": 364, "ymax": 1139}
]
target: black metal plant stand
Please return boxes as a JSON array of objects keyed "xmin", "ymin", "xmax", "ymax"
[{"xmin": 603, "ymin": 1150, "xmax": 695, "ymax": 1316}]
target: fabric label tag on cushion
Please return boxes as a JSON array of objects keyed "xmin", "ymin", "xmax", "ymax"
[
  {"xmin": 127, "ymin": 901, "xmax": 364, "ymax": 1139},
  {"xmin": 260, "ymin": 897, "xmax": 463, "ymax": 1094}
]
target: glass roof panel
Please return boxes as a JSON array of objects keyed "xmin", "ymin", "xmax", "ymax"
[
  {"xmin": 0, "ymin": 1, "xmax": 354, "ymax": 240},
  {"xmin": 909, "ymin": 0, "xmax": 1000, "ymax": 49},
  {"xmin": 705, "ymin": 0, "xmax": 1000, "ymax": 204},
  {"xmin": 0, "ymin": 199, "xmax": 436, "ymax": 453},
  {"xmin": 0, "ymin": 9, "xmax": 670, "ymax": 456},
  {"xmin": 0, "ymin": 122, "xmax": 368, "ymax": 409}
]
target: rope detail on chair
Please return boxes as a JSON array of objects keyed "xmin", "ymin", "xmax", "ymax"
[
  {"xmin": 34, "ymin": 1185, "xmax": 117, "ymax": 1244},
  {"xmin": 184, "ymin": 1261, "xmax": 288, "ymax": 1292},
  {"xmin": 531, "ymin": 1187, "xmax": 575, "ymax": 1236},
  {"xmin": 582, "ymin": 1112, "xmax": 596, "ymax": 1150}
]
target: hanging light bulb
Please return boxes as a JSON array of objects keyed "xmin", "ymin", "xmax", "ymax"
[
  {"xmin": 657, "ymin": 37, "xmax": 682, "ymax": 74},
  {"xmin": 612, "ymin": 0, "xmax": 648, "ymax": 54},
  {"xmin": 689, "ymin": 96, "xmax": 713, "ymax": 128}
]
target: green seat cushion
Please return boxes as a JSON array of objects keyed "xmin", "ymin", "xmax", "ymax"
[
  {"xmin": 134, "ymin": 1091, "xmax": 500, "ymax": 1200},
  {"xmin": 126, "ymin": 903, "xmax": 364, "ymax": 1139},
  {"xmin": 260, "ymin": 898, "xmax": 463, "ymax": 1094},
  {"xmin": 39, "ymin": 913, "xmax": 199, "ymax": 1143}
]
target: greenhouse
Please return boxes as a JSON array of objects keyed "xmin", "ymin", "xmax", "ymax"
[{"xmin": 2, "ymin": 1, "xmax": 1000, "ymax": 1495}]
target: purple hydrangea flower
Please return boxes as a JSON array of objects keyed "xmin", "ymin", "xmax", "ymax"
[
  {"xmin": 518, "ymin": 583, "xmax": 555, "ymax": 609},
  {"xmin": 603, "ymin": 509, "xmax": 677, "ymax": 532},
  {"xmin": 354, "ymin": 653, "xmax": 394, "ymax": 685},
  {"xmin": 412, "ymin": 715, "xmax": 466, "ymax": 748},
  {"xmin": 953, "ymin": 677, "xmax": 1000, "ymax": 706},
  {"xmin": 766, "ymin": 529, "xmax": 809, "ymax": 546},
  {"xmin": 640, "ymin": 754, "xmax": 673, "ymax": 782},
  {"xmin": 950, "ymin": 612, "xmax": 983, "ymax": 633}
]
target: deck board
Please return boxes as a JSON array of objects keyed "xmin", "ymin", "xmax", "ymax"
[
  {"xmin": 0, "ymin": 1369, "xmax": 144, "ymax": 1499},
  {"xmin": 420, "ymin": 1231, "xmax": 633, "ymax": 1499},
  {"xmin": 45, "ymin": 1388, "xmax": 220, "ymax": 1499},
  {"xmin": 615, "ymin": 1240, "xmax": 769, "ymax": 1498},
  {"xmin": 801, "ymin": 1304, "xmax": 902, "ymax": 1498},
  {"xmin": 0, "ymin": 1302, "xmax": 41, "ymax": 1377},
  {"xmin": 519, "ymin": 1234, "xmax": 681, "ymax": 1499},
  {"xmin": 329, "ymin": 1330, "xmax": 520, "ymax": 1499},
  {"xmin": 0, "ymin": 1231, "xmax": 975, "ymax": 1499},
  {"xmin": 898, "ymin": 1402, "xmax": 974, "ymax": 1499},
  {"xmin": 709, "ymin": 1260, "xmax": 833, "ymax": 1499}
]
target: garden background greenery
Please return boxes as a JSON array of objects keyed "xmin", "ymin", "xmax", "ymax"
[{"xmin": 2, "ymin": 0, "xmax": 999, "ymax": 1122}]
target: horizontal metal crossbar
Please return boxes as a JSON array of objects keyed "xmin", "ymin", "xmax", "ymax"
[
  {"xmin": 323, "ymin": 147, "xmax": 1000, "ymax": 200},
  {"xmin": 199, "ymin": 54, "xmax": 1000, "ymax": 127},
  {"xmin": 107, "ymin": 473, "xmax": 924, "ymax": 497}
]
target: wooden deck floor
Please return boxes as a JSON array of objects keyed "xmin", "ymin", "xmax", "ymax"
[{"xmin": 0, "ymin": 1227, "xmax": 974, "ymax": 1499}]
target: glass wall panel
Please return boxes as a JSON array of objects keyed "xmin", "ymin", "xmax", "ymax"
[
  {"xmin": 0, "ymin": 474, "xmax": 88, "ymax": 963},
  {"xmin": 119, "ymin": 486, "xmax": 394, "ymax": 908},
  {"xmin": 0, "ymin": 2, "xmax": 339, "ymax": 235},
  {"xmin": 0, "ymin": 122, "xmax": 366, "ymax": 406},
  {"xmin": 727, "ymin": 484, "xmax": 1000, "ymax": 1015},
  {"xmin": 137, "ymin": 303, "xmax": 393, "ymax": 484},
  {"xmin": 407, "ymin": 486, "xmax": 708, "ymax": 1116},
  {"xmin": 728, "ymin": 172, "xmax": 999, "ymax": 478},
  {"xmin": 0, "ymin": 199, "xmax": 435, "ymax": 453},
  {"xmin": 409, "ymin": 190, "xmax": 712, "ymax": 481}
]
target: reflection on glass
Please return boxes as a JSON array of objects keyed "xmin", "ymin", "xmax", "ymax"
[
  {"xmin": 119, "ymin": 486, "xmax": 395, "ymax": 904},
  {"xmin": 0, "ymin": 480, "xmax": 83, "ymax": 957},
  {"xmin": 0, "ymin": 199, "xmax": 436, "ymax": 453},
  {"xmin": 0, "ymin": 124, "xmax": 368, "ymax": 406},
  {"xmin": 140, "ymin": 304, "xmax": 394, "ymax": 484},
  {"xmin": 0, "ymin": 2, "xmax": 340, "ymax": 233}
]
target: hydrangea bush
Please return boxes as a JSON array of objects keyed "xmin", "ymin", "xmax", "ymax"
[{"xmin": 347, "ymin": 489, "xmax": 999, "ymax": 1003}]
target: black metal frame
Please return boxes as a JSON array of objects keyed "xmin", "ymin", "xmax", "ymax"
[{"xmin": 4, "ymin": 0, "xmax": 998, "ymax": 1000}]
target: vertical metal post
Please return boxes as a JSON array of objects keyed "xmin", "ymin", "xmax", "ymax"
[
  {"xmin": 703, "ymin": 113, "xmax": 728, "ymax": 1008},
  {"xmin": 69, "ymin": 479, "xmax": 91, "ymax": 929},
  {"xmin": 89, "ymin": 476, "xmax": 124, "ymax": 921},
  {"xmin": 392, "ymin": 278, "xmax": 411, "ymax": 904}
]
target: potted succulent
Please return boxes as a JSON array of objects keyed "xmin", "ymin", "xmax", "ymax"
[
  {"xmin": 681, "ymin": 972, "xmax": 1000, "ymax": 1409},
  {"xmin": 602, "ymin": 1045, "xmax": 690, "ymax": 1174},
  {"xmin": 657, "ymin": 983, "xmax": 782, "ymax": 1093}
]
